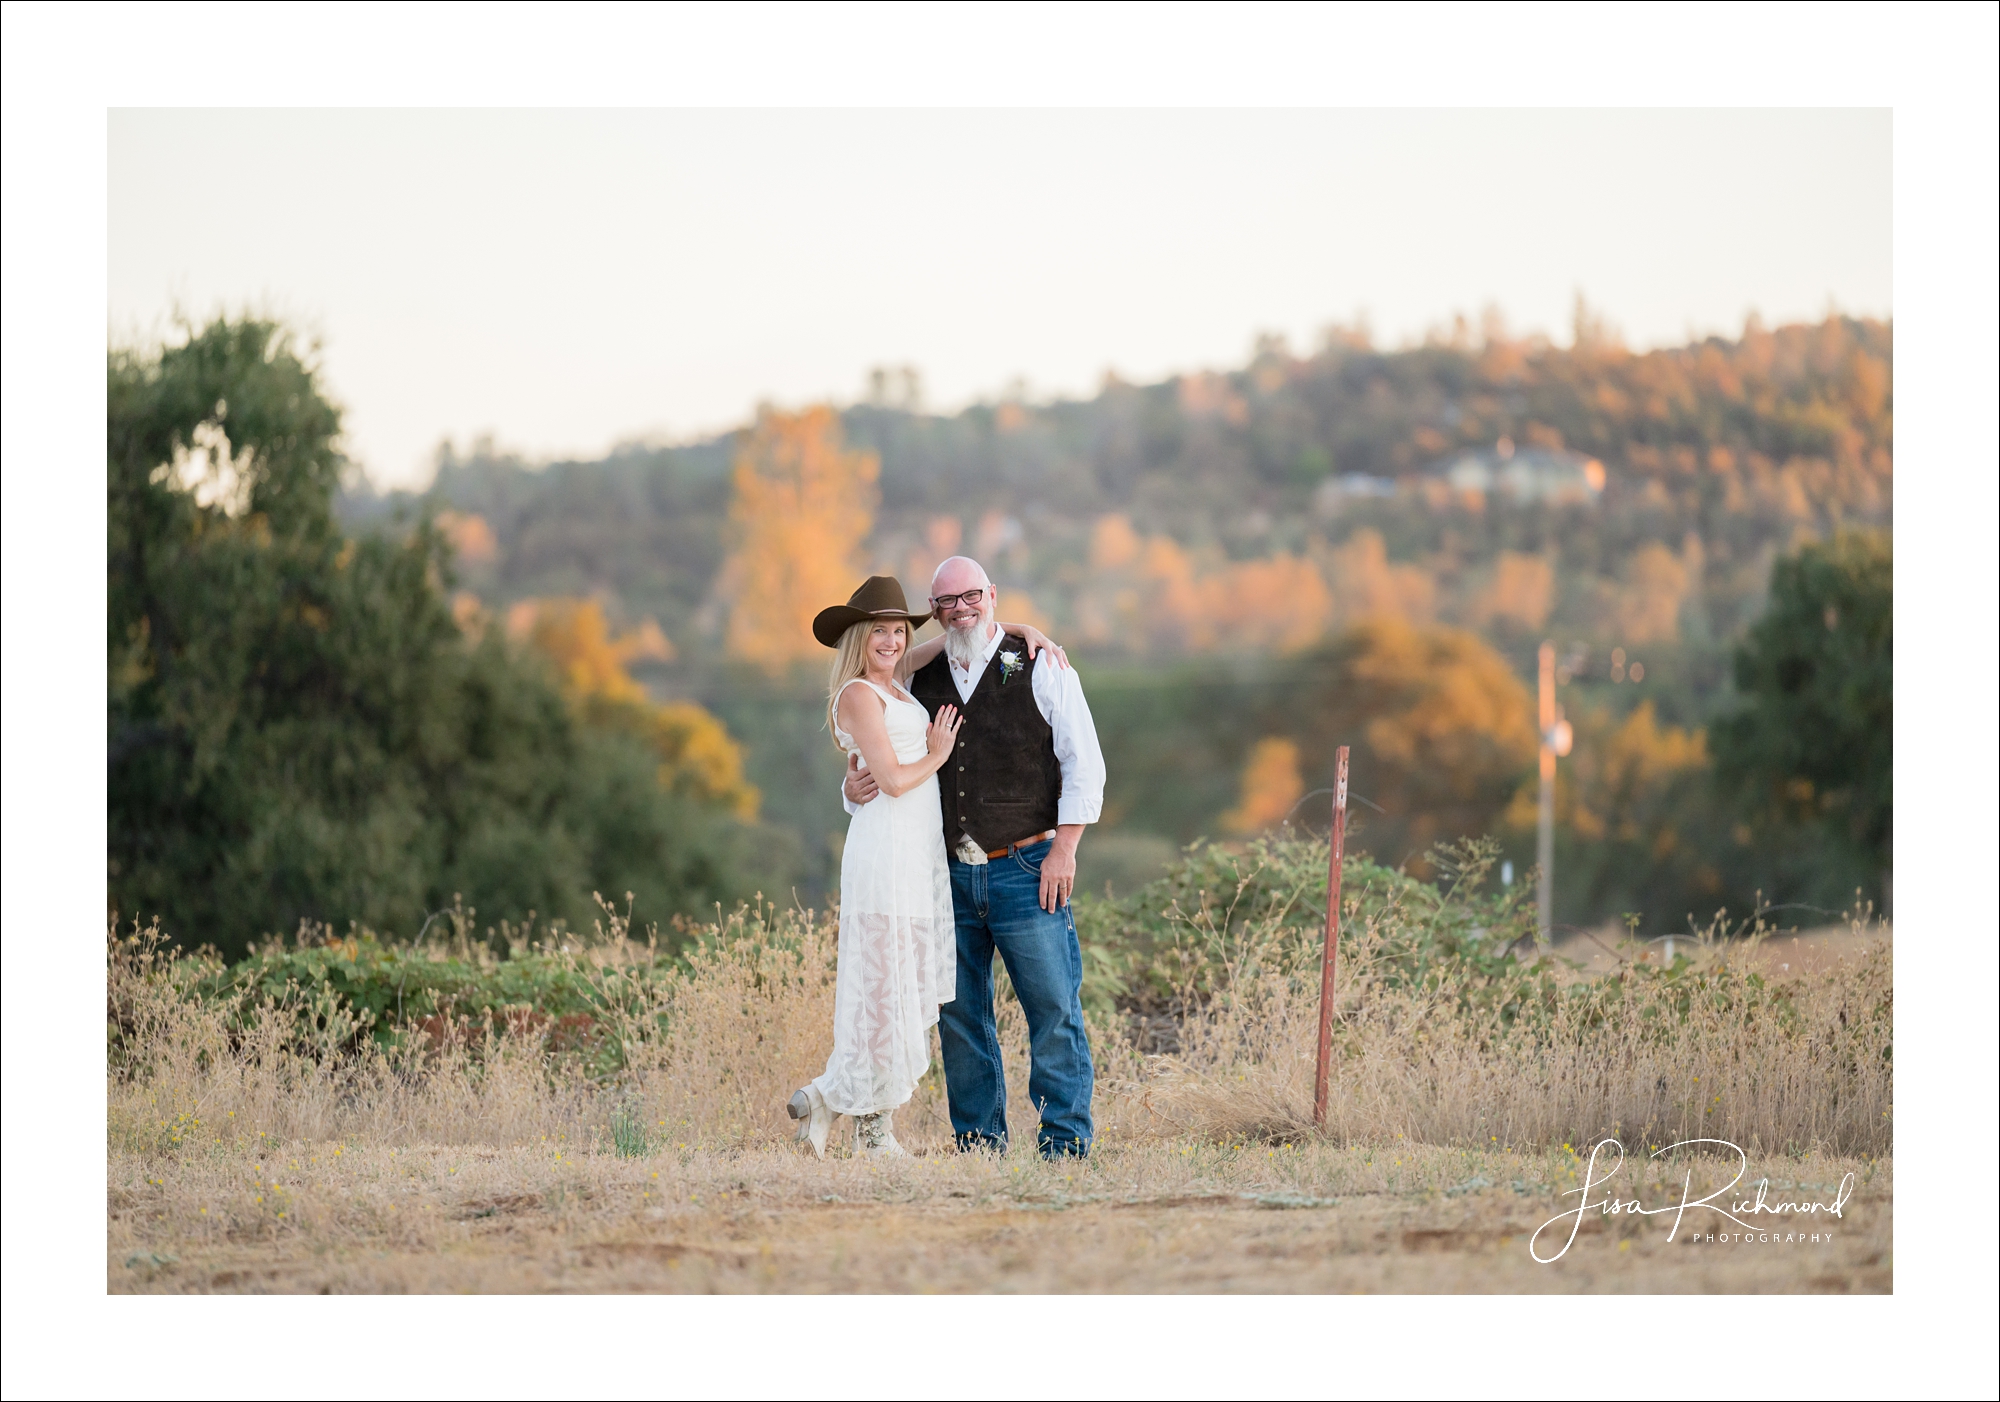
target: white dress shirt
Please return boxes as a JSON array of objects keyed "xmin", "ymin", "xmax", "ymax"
[{"xmin": 843, "ymin": 624, "xmax": 1106, "ymax": 827}]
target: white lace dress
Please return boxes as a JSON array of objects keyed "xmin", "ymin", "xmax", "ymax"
[{"xmin": 813, "ymin": 677, "xmax": 957, "ymax": 1116}]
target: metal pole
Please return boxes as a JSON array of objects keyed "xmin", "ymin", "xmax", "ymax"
[
  {"xmin": 1313, "ymin": 746, "xmax": 1350, "ymax": 1129},
  {"xmin": 1537, "ymin": 641, "xmax": 1556, "ymax": 949}
]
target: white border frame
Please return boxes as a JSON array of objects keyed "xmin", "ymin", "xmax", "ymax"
[{"xmin": 5, "ymin": 4, "xmax": 1994, "ymax": 1398}]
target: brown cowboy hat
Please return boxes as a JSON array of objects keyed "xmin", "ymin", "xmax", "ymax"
[{"xmin": 812, "ymin": 575, "xmax": 933, "ymax": 648}]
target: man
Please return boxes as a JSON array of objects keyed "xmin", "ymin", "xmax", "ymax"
[{"xmin": 842, "ymin": 556, "xmax": 1105, "ymax": 1157}]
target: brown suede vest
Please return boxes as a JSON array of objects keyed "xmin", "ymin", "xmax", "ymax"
[{"xmin": 909, "ymin": 648, "xmax": 1060, "ymax": 850}]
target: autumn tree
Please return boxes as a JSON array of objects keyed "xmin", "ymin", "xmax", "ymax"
[
  {"xmin": 509, "ymin": 597, "xmax": 759, "ymax": 818},
  {"xmin": 1283, "ymin": 620, "xmax": 1537, "ymax": 866},
  {"xmin": 1077, "ymin": 512, "xmax": 1334, "ymax": 652},
  {"xmin": 721, "ymin": 406, "xmax": 880, "ymax": 673},
  {"xmin": 1325, "ymin": 529, "xmax": 1436, "ymax": 626},
  {"xmin": 1466, "ymin": 551, "xmax": 1555, "ymax": 633},
  {"xmin": 1081, "ymin": 618, "xmax": 1534, "ymax": 876},
  {"xmin": 1505, "ymin": 699, "xmax": 1719, "ymax": 927},
  {"xmin": 1222, "ymin": 737, "xmax": 1305, "ymax": 834}
]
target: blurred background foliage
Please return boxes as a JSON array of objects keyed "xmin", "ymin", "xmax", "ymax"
[{"xmin": 112, "ymin": 309, "xmax": 1891, "ymax": 957}]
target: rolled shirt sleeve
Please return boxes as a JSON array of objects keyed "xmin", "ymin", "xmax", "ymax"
[{"xmin": 1033, "ymin": 654, "xmax": 1106, "ymax": 826}]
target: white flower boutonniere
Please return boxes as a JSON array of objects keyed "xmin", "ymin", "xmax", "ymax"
[{"xmin": 997, "ymin": 650, "xmax": 1026, "ymax": 685}]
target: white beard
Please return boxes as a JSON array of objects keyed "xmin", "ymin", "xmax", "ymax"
[{"xmin": 943, "ymin": 621, "xmax": 988, "ymax": 669}]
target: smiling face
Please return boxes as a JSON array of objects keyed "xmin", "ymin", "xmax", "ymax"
[
  {"xmin": 930, "ymin": 555, "xmax": 995, "ymax": 649},
  {"xmin": 863, "ymin": 619, "xmax": 909, "ymax": 675}
]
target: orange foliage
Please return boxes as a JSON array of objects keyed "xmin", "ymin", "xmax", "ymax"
[
  {"xmin": 512, "ymin": 597, "xmax": 756, "ymax": 818},
  {"xmin": 1274, "ymin": 618, "xmax": 1539, "ymax": 867},
  {"xmin": 1139, "ymin": 536, "xmax": 1204, "ymax": 639},
  {"xmin": 435, "ymin": 510, "xmax": 498, "ymax": 565},
  {"xmin": 1348, "ymin": 618, "xmax": 1538, "ymax": 800},
  {"xmin": 1468, "ymin": 551, "xmax": 1555, "ymax": 632},
  {"xmin": 1504, "ymin": 700, "xmax": 1707, "ymax": 847},
  {"xmin": 1201, "ymin": 555, "xmax": 1335, "ymax": 652},
  {"xmin": 1328, "ymin": 529, "xmax": 1436, "ymax": 625},
  {"xmin": 721, "ymin": 406, "xmax": 880, "ymax": 674},
  {"xmin": 1089, "ymin": 514, "xmax": 1143, "ymax": 570},
  {"xmin": 1222, "ymin": 737, "xmax": 1305, "ymax": 835},
  {"xmin": 1609, "ymin": 541, "xmax": 1693, "ymax": 644},
  {"xmin": 511, "ymin": 598, "xmax": 665, "ymax": 704},
  {"xmin": 995, "ymin": 587, "xmax": 1057, "ymax": 637},
  {"xmin": 924, "ymin": 515, "xmax": 963, "ymax": 561},
  {"xmin": 1584, "ymin": 702, "xmax": 1707, "ymax": 845},
  {"xmin": 645, "ymin": 702, "xmax": 760, "ymax": 819},
  {"xmin": 1080, "ymin": 513, "xmax": 1333, "ymax": 653}
]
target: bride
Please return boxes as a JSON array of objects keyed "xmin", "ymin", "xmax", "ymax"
[{"xmin": 789, "ymin": 575, "xmax": 1063, "ymax": 1157}]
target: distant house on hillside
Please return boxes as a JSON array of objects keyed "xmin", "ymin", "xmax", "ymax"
[
  {"xmin": 1433, "ymin": 440, "xmax": 1606, "ymax": 504},
  {"xmin": 1312, "ymin": 472, "xmax": 1399, "ymax": 518}
]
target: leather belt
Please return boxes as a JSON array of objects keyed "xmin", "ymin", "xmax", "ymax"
[{"xmin": 986, "ymin": 830, "xmax": 1057, "ymax": 859}]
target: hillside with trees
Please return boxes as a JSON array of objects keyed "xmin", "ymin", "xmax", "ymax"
[
  {"xmin": 354, "ymin": 311, "xmax": 1889, "ymax": 668},
  {"xmin": 336, "ymin": 313, "xmax": 1888, "ymax": 933}
]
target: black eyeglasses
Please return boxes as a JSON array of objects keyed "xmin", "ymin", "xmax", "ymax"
[{"xmin": 930, "ymin": 588, "xmax": 990, "ymax": 609}]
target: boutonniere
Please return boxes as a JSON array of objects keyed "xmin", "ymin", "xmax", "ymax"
[{"xmin": 997, "ymin": 650, "xmax": 1026, "ymax": 685}]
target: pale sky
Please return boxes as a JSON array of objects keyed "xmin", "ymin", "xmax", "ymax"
[{"xmin": 109, "ymin": 109, "xmax": 1890, "ymax": 489}]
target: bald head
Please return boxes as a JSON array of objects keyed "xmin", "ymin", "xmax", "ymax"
[{"xmin": 930, "ymin": 555, "xmax": 990, "ymax": 598}]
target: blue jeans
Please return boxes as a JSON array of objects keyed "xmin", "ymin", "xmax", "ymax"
[{"xmin": 940, "ymin": 838, "xmax": 1095, "ymax": 1157}]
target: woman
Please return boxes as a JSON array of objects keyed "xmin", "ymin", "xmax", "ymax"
[{"xmin": 789, "ymin": 575, "xmax": 1063, "ymax": 1157}]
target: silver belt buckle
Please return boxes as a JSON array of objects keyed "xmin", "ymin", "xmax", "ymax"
[{"xmin": 953, "ymin": 834, "xmax": 989, "ymax": 866}]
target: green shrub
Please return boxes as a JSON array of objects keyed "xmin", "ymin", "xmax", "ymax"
[{"xmin": 1072, "ymin": 833, "xmax": 1540, "ymax": 1015}]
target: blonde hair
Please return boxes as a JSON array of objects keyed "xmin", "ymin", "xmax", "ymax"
[{"xmin": 825, "ymin": 617, "xmax": 912, "ymax": 752}]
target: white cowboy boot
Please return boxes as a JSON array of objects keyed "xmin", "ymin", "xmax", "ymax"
[
  {"xmin": 854, "ymin": 1110, "xmax": 910, "ymax": 1158},
  {"xmin": 787, "ymin": 1085, "xmax": 833, "ymax": 1159}
]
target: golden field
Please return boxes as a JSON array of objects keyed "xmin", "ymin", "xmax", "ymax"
[
  {"xmin": 111, "ymin": 1137, "xmax": 1887, "ymax": 1295},
  {"xmin": 108, "ymin": 875, "xmax": 1891, "ymax": 1294}
]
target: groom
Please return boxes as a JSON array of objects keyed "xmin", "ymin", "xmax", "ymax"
[{"xmin": 843, "ymin": 555, "xmax": 1105, "ymax": 1157}]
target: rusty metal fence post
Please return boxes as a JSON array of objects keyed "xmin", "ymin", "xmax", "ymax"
[{"xmin": 1313, "ymin": 746, "xmax": 1350, "ymax": 1129}]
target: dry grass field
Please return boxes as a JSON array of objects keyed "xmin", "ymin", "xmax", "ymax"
[
  {"xmin": 1551, "ymin": 921, "xmax": 1891, "ymax": 982},
  {"xmin": 108, "ymin": 868, "xmax": 1892, "ymax": 1295},
  {"xmin": 111, "ymin": 1137, "xmax": 1889, "ymax": 1295}
]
